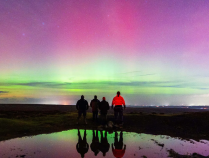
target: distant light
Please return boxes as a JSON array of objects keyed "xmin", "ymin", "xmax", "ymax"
[{"xmin": 62, "ymin": 101, "xmax": 68, "ymax": 105}]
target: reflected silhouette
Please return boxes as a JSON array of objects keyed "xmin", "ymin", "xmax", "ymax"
[
  {"xmin": 76, "ymin": 129, "xmax": 89, "ymax": 158},
  {"xmin": 99, "ymin": 130, "xmax": 110, "ymax": 156},
  {"xmin": 90, "ymin": 130, "xmax": 100, "ymax": 156},
  {"xmin": 112, "ymin": 131, "xmax": 126, "ymax": 158}
]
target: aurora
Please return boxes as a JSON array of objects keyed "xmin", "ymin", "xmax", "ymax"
[{"xmin": 1, "ymin": 0, "xmax": 209, "ymax": 105}]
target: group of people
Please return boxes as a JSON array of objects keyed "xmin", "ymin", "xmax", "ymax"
[
  {"xmin": 76, "ymin": 91, "xmax": 126, "ymax": 125},
  {"xmin": 76, "ymin": 129, "xmax": 126, "ymax": 158}
]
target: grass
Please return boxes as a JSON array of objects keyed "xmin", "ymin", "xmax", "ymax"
[{"xmin": 1, "ymin": 111, "xmax": 209, "ymax": 141}]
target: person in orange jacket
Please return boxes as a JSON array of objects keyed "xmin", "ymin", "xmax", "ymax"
[
  {"xmin": 112, "ymin": 91, "xmax": 126, "ymax": 125},
  {"xmin": 112, "ymin": 131, "xmax": 126, "ymax": 158}
]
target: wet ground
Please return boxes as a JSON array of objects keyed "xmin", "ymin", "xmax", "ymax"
[
  {"xmin": 1, "ymin": 129, "xmax": 209, "ymax": 158},
  {"xmin": 1, "ymin": 104, "xmax": 209, "ymax": 142}
]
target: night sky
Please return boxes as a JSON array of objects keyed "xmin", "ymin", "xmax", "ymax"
[{"xmin": 1, "ymin": 0, "xmax": 209, "ymax": 105}]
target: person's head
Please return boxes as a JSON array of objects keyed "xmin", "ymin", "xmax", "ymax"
[
  {"xmin": 102, "ymin": 97, "xmax": 106, "ymax": 101},
  {"xmin": 81, "ymin": 153, "xmax": 84, "ymax": 158},
  {"xmin": 117, "ymin": 91, "xmax": 120, "ymax": 97},
  {"xmin": 94, "ymin": 152, "xmax": 99, "ymax": 156},
  {"xmin": 81, "ymin": 95, "xmax": 84, "ymax": 99},
  {"xmin": 94, "ymin": 95, "xmax": 97, "ymax": 99}
]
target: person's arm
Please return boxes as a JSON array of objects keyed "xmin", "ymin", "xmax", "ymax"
[
  {"xmin": 123, "ymin": 144, "xmax": 126, "ymax": 150},
  {"xmin": 76, "ymin": 101, "xmax": 79, "ymax": 110},
  {"xmin": 98, "ymin": 100, "xmax": 101, "ymax": 110},
  {"xmin": 90, "ymin": 100, "xmax": 92, "ymax": 108},
  {"xmin": 111, "ymin": 98, "xmax": 115, "ymax": 109},
  {"xmin": 122, "ymin": 97, "xmax": 126, "ymax": 109},
  {"xmin": 86, "ymin": 101, "xmax": 89, "ymax": 110},
  {"xmin": 98, "ymin": 101, "xmax": 101, "ymax": 110},
  {"xmin": 76, "ymin": 143, "xmax": 79, "ymax": 151},
  {"xmin": 107, "ymin": 102, "xmax": 110, "ymax": 110}
]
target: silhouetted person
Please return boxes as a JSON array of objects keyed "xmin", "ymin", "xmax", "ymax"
[
  {"xmin": 112, "ymin": 91, "xmax": 126, "ymax": 125},
  {"xmin": 76, "ymin": 129, "xmax": 89, "ymax": 158},
  {"xmin": 76, "ymin": 95, "xmax": 89, "ymax": 124},
  {"xmin": 90, "ymin": 95, "xmax": 100, "ymax": 122},
  {"xmin": 99, "ymin": 97, "xmax": 110, "ymax": 126},
  {"xmin": 112, "ymin": 131, "xmax": 126, "ymax": 158},
  {"xmin": 99, "ymin": 130, "xmax": 110, "ymax": 156},
  {"xmin": 90, "ymin": 130, "xmax": 100, "ymax": 156}
]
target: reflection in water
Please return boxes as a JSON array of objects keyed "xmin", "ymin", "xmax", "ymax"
[
  {"xmin": 77, "ymin": 129, "xmax": 89, "ymax": 158},
  {"xmin": 85, "ymin": 130, "xmax": 111, "ymax": 157},
  {"xmin": 1, "ymin": 129, "xmax": 209, "ymax": 157},
  {"xmin": 112, "ymin": 131, "xmax": 126, "ymax": 158},
  {"xmin": 91, "ymin": 130, "xmax": 100, "ymax": 156},
  {"xmin": 78, "ymin": 130, "xmax": 124, "ymax": 157},
  {"xmin": 168, "ymin": 149, "xmax": 209, "ymax": 158},
  {"xmin": 100, "ymin": 130, "xmax": 110, "ymax": 156}
]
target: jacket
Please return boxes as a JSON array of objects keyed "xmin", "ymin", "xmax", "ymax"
[
  {"xmin": 112, "ymin": 148, "xmax": 126, "ymax": 158},
  {"xmin": 76, "ymin": 99, "xmax": 89, "ymax": 111},
  {"xmin": 99, "ymin": 100, "xmax": 110, "ymax": 112},
  {"xmin": 112, "ymin": 95, "xmax": 125, "ymax": 106},
  {"xmin": 90, "ymin": 99, "xmax": 100, "ymax": 111}
]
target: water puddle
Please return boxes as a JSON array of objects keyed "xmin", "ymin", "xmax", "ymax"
[{"xmin": 0, "ymin": 129, "xmax": 209, "ymax": 158}]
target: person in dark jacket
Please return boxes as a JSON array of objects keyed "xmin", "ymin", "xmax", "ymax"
[
  {"xmin": 76, "ymin": 95, "xmax": 89, "ymax": 124},
  {"xmin": 90, "ymin": 95, "xmax": 100, "ymax": 122},
  {"xmin": 76, "ymin": 129, "xmax": 89, "ymax": 158},
  {"xmin": 90, "ymin": 130, "xmax": 100, "ymax": 156},
  {"xmin": 99, "ymin": 97, "xmax": 110, "ymax": 126}
]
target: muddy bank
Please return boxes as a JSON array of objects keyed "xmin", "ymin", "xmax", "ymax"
[
  {"xmin": 0, "ymin": 104, "xmax": 209, "ymax": 141},
  {"xmin": 0, "ymin": 104, "xmax": 207, "ymax": 114}
]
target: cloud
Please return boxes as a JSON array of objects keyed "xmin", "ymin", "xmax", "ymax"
[
  {"xmin": 105, "ymin": 81, "xmax": 184, "ymax": 87},
  {"xmin": 0, "ymin": 91, "xmax": 9, "ymax": 94},
  {"xmin": 192, "ymin": 93, "xmax": 209, "ymax": 97},
  {"xmin": 118, "ymin": 71, "xmax": 142, "ymax": 74},
  {"xmin": 0, "ymin": 81, "xmax": 188, "ymax": 89},
  {"xmin": 0, "ymin": 80, "xmax": 208, "ymax": 90},
  {"xmin": 17, "ymin": 82, "xmax": 71, "ymax": 88},
  {"xmin": 117, "ymin": 71, "xmax": 156, "ymax": 77},
  {"xmin": 134, "ymin": 73, "xmax": 155, "ymax": 77},
  {"xmin": 0, "ymin": 97, "xmax": 41, "ymax": 103}
]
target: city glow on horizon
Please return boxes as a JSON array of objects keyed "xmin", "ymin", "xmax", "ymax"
[{"xmin": 1, "ymin": 0, "xmax": 209, "ymax": 105}]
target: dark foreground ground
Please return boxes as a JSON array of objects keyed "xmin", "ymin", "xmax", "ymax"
[{"xmin": 0, "ymin": 104, "xmax": 209, "ymax": 141}]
